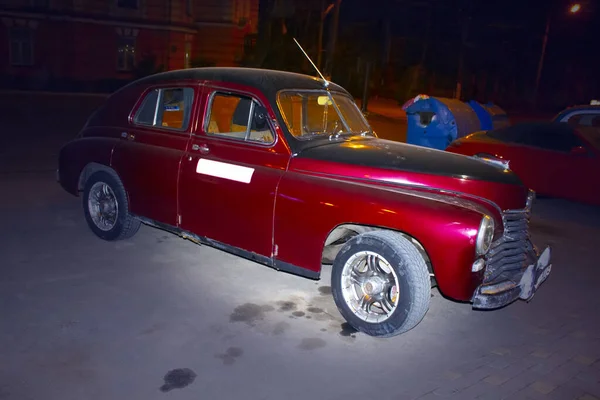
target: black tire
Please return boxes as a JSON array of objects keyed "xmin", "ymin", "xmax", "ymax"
[
  {"xmin": 82, "ymin": 170, "xmax": 141, "ymax": 241},
  {"xmin": 331, "ymin": 230, "xmax": 431, "ymax": 337}
]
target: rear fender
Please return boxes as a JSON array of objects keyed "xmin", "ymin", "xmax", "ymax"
[{"xmin": 58, "ymin": 137, "xmax": 116, "ymax": 195}]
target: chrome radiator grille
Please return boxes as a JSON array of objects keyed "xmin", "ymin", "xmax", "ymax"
[{"xmin": 484, "ymin": 206, "xmax": 535, "ymax": 283}]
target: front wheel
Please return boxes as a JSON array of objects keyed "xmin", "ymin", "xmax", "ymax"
[
  {"xmin": 82, "ymin": 170, "xmax": 141, "ymax": 241},
  {"xmin": 331, "ymin": 230, "xmax": 431, "ymax": 337}
]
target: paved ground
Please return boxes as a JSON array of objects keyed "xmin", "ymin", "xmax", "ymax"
[{"xmin": 1, "ymin": 92, "xmax": 599, "ymax": 400}]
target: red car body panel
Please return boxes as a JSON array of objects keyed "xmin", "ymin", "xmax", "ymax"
[
  {"xmin": 179, "ymin": 82, "xmax": 293, "ymax": 257},
  {"xmin": 447, "ymin": 129, "xmax": 600, "ymax": 206},
  {"xmin": 57, "ymin": 67, "xmax": 540, "ymax": 306},
  {"xmin": 58, "ymin": 136, "xmax": 115, "ymax": 195},
  {"xmin": 273, "ymin": 168, "xmax": 485, "ymax": 300}
]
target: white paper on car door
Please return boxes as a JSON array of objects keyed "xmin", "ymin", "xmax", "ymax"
[{"xmin": 196, "ymin": 158, "xmax": 255, "ymax": 184}]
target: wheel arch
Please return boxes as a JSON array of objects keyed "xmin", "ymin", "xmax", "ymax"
[
  {"xmin": 321, "ymin": 223, "xmax": 434, "ymax": 279},
  {"xmin": 78, "ymin": 162, "xmax": 123, "ymax": 193}
]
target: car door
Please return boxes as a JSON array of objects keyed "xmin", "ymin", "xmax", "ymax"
[
  {"xmin": 111, "ymin": 84, "xmax": 199, "ymax": 225},
  {"xmin": 178, "ymin": 85, "xmax": 291, "ymax": 258}
]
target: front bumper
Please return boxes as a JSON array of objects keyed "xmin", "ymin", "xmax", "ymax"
[{"xmin": 472, "ymin": 245, "xmax": 552, "ymax": 310}]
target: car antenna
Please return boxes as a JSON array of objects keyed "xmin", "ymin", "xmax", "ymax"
[{"xmin": 292, "ymin": 37, "xmax": 330, "ymax": 88}]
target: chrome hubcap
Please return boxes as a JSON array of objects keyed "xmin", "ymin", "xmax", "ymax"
[
  {"xmin": 88, "ymin": 181, "xmax": 118, "ymax": 231},
  {"xmin": 340, "ymin": 251, "xmax": 400, "ymax": 323}
]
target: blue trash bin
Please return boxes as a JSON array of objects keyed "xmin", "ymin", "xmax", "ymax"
[
  {"xmin": 402, "ymin": 94, "xmax": 481, "ymax": 150},
  {"xmin": 467, "ymin": 100, "xmax": 511, "ymax": 131}
]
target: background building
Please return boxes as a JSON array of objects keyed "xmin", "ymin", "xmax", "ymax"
[{"xmin": 0, "ymin": 0, "xmax": 259, "ymax": 91}]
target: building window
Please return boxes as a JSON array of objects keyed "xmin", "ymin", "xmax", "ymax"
[
  {"xmin": 9, "ymin": 26, "xmax": 34, "ymax": 66},
  {"xmin": 184, "ymin": 42, "xmax": 191, "ymax": 69},
  {"xmin": 117, "ymin": 36, "xmax": 136, "ymax": 71},
  {"xmin": 233, "ymin": 0, "xmax": 251, "ymax": 26},
  {"xmin": 117, "ymin": 0, "xmax": 138, "ymax": 9}
]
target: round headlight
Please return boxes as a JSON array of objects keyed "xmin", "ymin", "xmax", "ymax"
[{"xmin": 476, "ymin": 215, "xmax": 495, "ymax": 256}]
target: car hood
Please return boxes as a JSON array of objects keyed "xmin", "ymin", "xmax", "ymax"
[
  {"xmin": 295, "ymin": 137, "xmax": 522, "ymax": 186},
  {"xmin": 291, "ymin": 137, "xmax": 529, "ymax": 212}
]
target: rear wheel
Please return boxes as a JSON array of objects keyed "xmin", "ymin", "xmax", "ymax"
[
  {"xmin": 331, "ymin": 230, "xmax": 431, "ymax": 337},
  {"xmin": 82, "ymin": 171, "xmax": 141, "ymax": 241}
]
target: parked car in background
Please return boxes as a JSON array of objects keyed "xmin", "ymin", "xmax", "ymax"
[
  {"xmin": 57, "ymin": 67, "xmax": 552, "ymax": 337},
  {"xmin": 552, "ymin": 102, "xmax": 600, "ymax": 126},
  {"xmin": 447, "ymin": 105, "xmax": 600, "ymax": 206}
]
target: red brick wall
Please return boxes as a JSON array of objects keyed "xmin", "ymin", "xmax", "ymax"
[
  {"xmin": 71, "ymin": 23, "xmax": 118, "ymax": 81},
  {"xmin": 0, "ymin": 0, "xmax": 259, "ymax": 87},
  {"xmin": 136, "ymin": 29, "xmax": 189, "ymax": 71},
  {"xmin": 196, "ymin": 24, "xmax": 255, "ymax": 67}
]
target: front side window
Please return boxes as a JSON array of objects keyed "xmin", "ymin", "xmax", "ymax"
[
  {"xmin": 117, "ymin": 36, "xmax": 136, "ymax": 71},
  {"xmin": 133, "ymin": 87, "xmax": 195, "ymax": 131},
  {"xmin": 9, "ymin": 26, "xmax": 34, "ymax": 66},
  {"xmin": 277, "ymin": 90, "xmax": 372, "ymax": 140},
  {"xmin": 205, "ymin": 92, "xmax": 274, "ymax": 144}
]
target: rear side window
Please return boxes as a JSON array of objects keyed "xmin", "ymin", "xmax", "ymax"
[{"xmin": 133, "ymin": 87, "xmax": 195, "ymax": 131}]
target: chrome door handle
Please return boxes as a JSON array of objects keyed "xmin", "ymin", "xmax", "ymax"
[{"xmin": 192, "ymin": 144, "xmax": 210, "ymax": 154}]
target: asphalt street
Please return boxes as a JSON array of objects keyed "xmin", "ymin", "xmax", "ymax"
[{"xmin": 0, "ymin": 93, "xmax": 599, "ymax": 400}]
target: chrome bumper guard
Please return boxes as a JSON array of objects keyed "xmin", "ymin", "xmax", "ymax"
[
  {"xmin": 472, "ymin": 245, "xmax": 552, "ymax": 310},
  {"xmin": 471, "ymin": 192, "xmax": 552, "ymax": 310}
]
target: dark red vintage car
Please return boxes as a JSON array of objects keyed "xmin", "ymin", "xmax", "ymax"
[
  {"xmin": 446, "ymin": 121, "xmax": 600, "ymax": 206},
  {"xmin": 58, "ymin": 67, "xmax": 552, "ymax": 337}
]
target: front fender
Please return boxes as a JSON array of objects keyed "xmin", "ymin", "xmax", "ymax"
[{"xmin": 274, "ymin": 171, "xmax": 492, "ymax": 301}]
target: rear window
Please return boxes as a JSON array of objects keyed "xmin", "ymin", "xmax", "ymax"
[{"xmin": 485, "ymin": 122, "xmax": 585, "ymax": 153}]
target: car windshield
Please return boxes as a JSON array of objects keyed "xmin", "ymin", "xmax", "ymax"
[{"xmin": 277, "ymin": 90, "xmax": 373, "ymax": 140}]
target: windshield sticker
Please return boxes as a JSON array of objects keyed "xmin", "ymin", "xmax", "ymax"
[{"xmin": 196, "ymin": 159, "xmax": 254, "ymax": 184}]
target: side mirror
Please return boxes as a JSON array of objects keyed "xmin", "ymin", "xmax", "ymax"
[
  {"xmin": 570, "ymin": 146, "xmax": 588, "ymax": 156},
  {"xmin": 253, "ymin": 112, "xmax": 267, "ymax": 130}
]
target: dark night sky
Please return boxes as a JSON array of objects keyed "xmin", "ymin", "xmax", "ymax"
[
  {"xmin": 337, "ymin": 0, "xmax": 598, "ymax": 59},
  {"xmin": 333, "ymin": 0, "xmax": 598, "ymax": 100},
  {"xmin": 261, "ymin": 0, "xmax": 598, "ymax": 105}
]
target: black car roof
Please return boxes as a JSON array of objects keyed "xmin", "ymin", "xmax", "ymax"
[
  {"xmin": 135, "ymin": 67, "xmax": 350, "ymax": 98},
  {"xmin": 123, "ymin": 67, "xmax": 357, "ymax": 154}
]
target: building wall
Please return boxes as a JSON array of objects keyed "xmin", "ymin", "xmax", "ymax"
[{"xmin": 0, "ymin": 0, "xmax": 258, "ymax": 90}]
